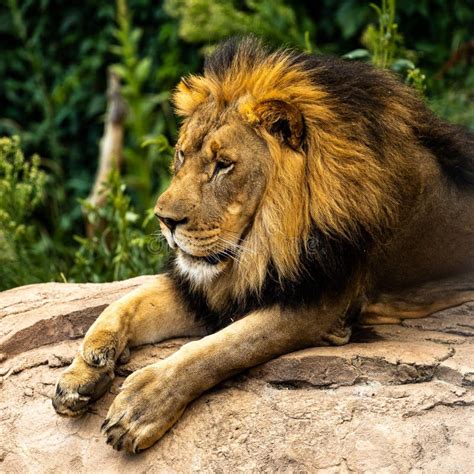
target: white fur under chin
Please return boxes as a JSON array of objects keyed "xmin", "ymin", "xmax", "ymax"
[{"xmin": 176, "ymin": 252, "xmax": 224, "ymax": 285}]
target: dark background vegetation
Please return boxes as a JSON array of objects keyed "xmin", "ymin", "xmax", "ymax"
[{"xmin": 0, "ymin": 0, "xmax": 473, "ymax": 290}]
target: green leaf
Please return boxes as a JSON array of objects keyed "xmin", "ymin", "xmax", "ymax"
[
  {"xmin": 135, "ymin": 57, "xmax": 151, "ymax": 83},
  {"xmin": 110, "ymin": 63, "xmax": 127, "ymax": 78},
  {"xmin": 343, "ymin": 49, "xmax": 371, "ymax": 60},
  {"xmin": 392, "ymin": 58, "xmax": 416, "ymax": 71}
]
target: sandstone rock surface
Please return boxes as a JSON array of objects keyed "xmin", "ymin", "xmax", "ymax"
[{"xmin": 0, "ymin": 278, "xmax": 473, "ymax": 473}]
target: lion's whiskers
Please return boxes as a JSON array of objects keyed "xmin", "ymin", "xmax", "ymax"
[{"xmin": 215, "ymin": 236, "xmax": 257, "ymax": 258}]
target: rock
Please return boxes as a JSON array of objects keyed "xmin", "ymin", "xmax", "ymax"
[
  {"xmin": 0, "ymin": 275, "xmax": 153, "ymax": 356},
  {"xmin": 0, "ymin": 279, "xmax": 473, "ymax": 472}
]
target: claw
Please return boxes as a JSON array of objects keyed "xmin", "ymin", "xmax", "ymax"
[
  {"xmin": 105, "ymin": 423, "xmax": 129, "ymax": 450},
  {"xmin": 100, "ymin": 418, "xmax": 110, "ymax": 432},
  {"xmin": 77, "ymin": 371, "xmax": 113, "ymax": 400},
  {"xmin": 52, "ymin": 391, "xmax": 89, "ymax": 417},
  {"xmin": 133, "ymin": 445, "xmax": 139, "ymax": 454},
  {"xmin": 132, "ymin": 439, "xmax": 142, "ymax": 454},
  {"xmin": 114, "ymin": 435, "xmax": 125, "ymax": 451},
  {"xmin": 101, "ymin": 412, "xmax": 124, "ymax": 435},
  {"xmin": 84, "ymin": 347, "xmax": 116, "ymax": 368},
  {"xmin": 118, "ymin": 347, "xmax": 131, "ymax": 365}
]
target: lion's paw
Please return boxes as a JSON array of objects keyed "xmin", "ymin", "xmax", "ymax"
[
  {"xmin": 81, "ymin": 330, "xmax": 122, "ymax": 368},
  {"xmin": 101, "ymin": 364, "xmax": 187, "ymax": 453},
  {"xmin": 52, "ymin": 355, "xmax": 114, "ymax": 417}
]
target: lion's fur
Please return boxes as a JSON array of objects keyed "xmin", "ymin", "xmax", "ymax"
[{"xmin": 168, "ymin": 37, "xmax": 474, "ymax": 328}]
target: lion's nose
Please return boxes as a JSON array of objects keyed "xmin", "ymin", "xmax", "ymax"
[{"xmin": 154, "ymin": 211, "xmax": 188, "ymax": 233}]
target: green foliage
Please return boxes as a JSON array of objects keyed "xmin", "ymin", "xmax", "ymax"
[
  {"xmin": 1, "ymin": 1, "xmax": 113, "ymax": 172},
  {"xmin": 0, "ymin": 0, "xmax": 473, "ymax": 290},
  {"xmin": 1, "ymin": 0, "xmax": 115, "ymax": 244},
  {"xmin": 112, "ymin": 0, "xmax": 175, "ymax": 209},
  {"xmin": 0, "ymin": 137, "xmax": 45, "ymax": 226},
  {"xmin": 366, "ymin": 0, "xmax": 400, "ymax": 68},
  {"xmin": 164, "ymin": 0, "xmax": 315, "ymax": 50},
  {"xmin": 6, "ymin": 0, "xmax": 62, "ymax": 164},
  {"xmin": 0, "ymin": 136, "xmax": 51, "ymax": 290},
  {"xmin": 0, "ymin": 0, "xmax": 198, "ymax": 239},
  {"xmin": 71, "ymin": 170, "xmax": 168, "ymax": 283},
  {"xmin": 64, "ymin": 0, "xmax": 176, "ymax": 284},
  {"xmin": 430, "ymin": 87, "xmax": 474, "ymax": 129},
  {"xmin": 0, "ymin": 0, "xmax": 188, "ymax": 288},
  {"xmin": 344, "ymin": 0, "xmax": 426, "ymax": 92}
]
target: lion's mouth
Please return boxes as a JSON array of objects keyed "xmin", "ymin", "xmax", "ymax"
[{"xmin": 180, "ymin": 249, "xmax": 233, "ymax": 266}]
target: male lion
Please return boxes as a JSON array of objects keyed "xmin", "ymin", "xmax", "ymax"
[{"xmin": 53, "ymin": 37, "xmax": 474, "ymax": 453}]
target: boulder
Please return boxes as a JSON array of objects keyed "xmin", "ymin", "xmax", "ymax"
[{"xmin": 0, "ymin": 277, "xmax": 473, "ymax": 472}]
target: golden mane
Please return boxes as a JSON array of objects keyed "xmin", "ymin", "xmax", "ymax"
[{"xmin": 173, "ymin": 37, "xmax": 425, "ymax": 299}]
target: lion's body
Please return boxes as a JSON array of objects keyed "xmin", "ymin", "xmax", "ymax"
[
  {"xmin": 371, "ymin": 178, "xmax": 474, "ymax": 290},
  {"xmin": 53, "ymin": 37, "xmax": 474, "ymax": 452},
  {"xmin": 170, "ymin": 36, "xmax": 474, "ymax": 327}
]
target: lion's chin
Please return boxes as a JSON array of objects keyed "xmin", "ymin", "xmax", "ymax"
[{"xmin": 175, "ymin": 249, "xmax": 228, "ymax": 285}]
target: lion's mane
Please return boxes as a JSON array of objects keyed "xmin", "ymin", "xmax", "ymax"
[{"xmin": 171, "ymin": 37, "xmax": 474, "ymax": 329}]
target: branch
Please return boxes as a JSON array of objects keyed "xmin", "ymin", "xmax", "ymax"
[{"xmin": 84, "ymin": 69, "xmax": 127, "ymax": 237}]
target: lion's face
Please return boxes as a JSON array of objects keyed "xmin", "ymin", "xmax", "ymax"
[{"xmin": 155, "ymin": 108, "xmax": 270, "ymax": 282}]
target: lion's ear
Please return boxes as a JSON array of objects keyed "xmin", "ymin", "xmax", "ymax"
[{"xmin": 252, "ymin": 99, "xmax": 305, "ymax": 151}]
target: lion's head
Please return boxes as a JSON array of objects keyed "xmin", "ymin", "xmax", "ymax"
[
  {"xmin": 155, "ymin": 37, "xmax": 426, "ymax": 304},
  {"xmin": 155, "ymin": 103, "xmax": 270, "ymax": 285}
]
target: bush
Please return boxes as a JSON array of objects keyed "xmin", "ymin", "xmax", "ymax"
[
  {"xmin": 164, "ymin": 0, "xmax": 315, "ymax": 50},
  {"xmin": 0, "ymin": 0, "xmax": 473, "ymax": 290},
  {"xmin": 71, "ymin": 170, "xmax": 168, "ymax": 283},
  {"xmin": 0, "ymin": 136, "xmax": 50, "ymax": 290}
]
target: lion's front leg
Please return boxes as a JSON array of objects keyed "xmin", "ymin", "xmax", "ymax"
[
  {"xmin": 52, "ymin": 274, "xmax": 205, "ymax": 416},
  {"xmin": 102, "ymin": 299, "xmax": 352, "ymax": 453}
]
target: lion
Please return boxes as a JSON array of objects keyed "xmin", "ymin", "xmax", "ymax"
[{"xmin": 52, "ymin": 36, "xmax": 474, "ymax": 453}]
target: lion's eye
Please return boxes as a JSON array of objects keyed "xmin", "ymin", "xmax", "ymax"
[{"xmin": 212, "ymin": 160, "xmax": 234, "ymax": 179}]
